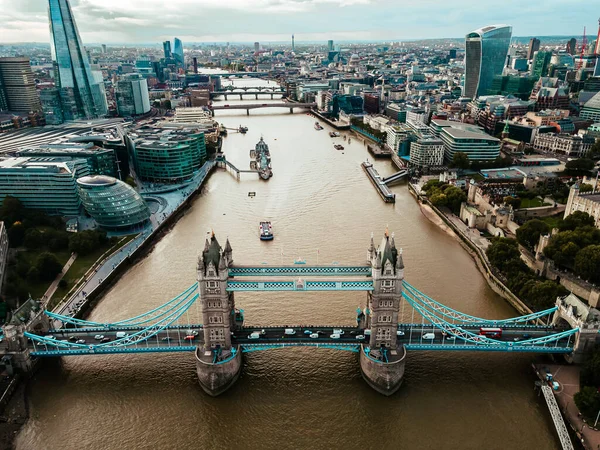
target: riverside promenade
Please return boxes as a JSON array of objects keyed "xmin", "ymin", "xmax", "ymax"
[{"xmin": 52, "ymin": 161, "xmax": 216, "ymax": 323}]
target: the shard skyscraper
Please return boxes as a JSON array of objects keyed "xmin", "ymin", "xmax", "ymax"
[{"xmin": 47, "ymin": 0, "xmax": 108, "ymax": 120}]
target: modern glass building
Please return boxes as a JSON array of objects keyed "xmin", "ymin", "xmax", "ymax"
[
  {"xmin": 0, "ymin": 157, "xmax": 83, "ymax": 216},
  {"xmin": 464, "ymin": 24, "xmax": 512, "ymax": 99},
  {"xmin": 127, "ymin": 128, "xmax": 206, "ymax": 183},
  {"xmin": 581, "ymin": 92, "xmax": 600, "ymax": 123},
  {"xmin": 173, "ymin": 38, "xmax": 184, "ymax": 67},
  {"xmin": 430, "ymin": 119, "xmax": 501, "ymax": 162},
  {"xmin": 77, "ymin": 175, "xmax": 150, "ymax": 230},
  {"xmin": 48, "ymin": 0, "xmax": 108, "ymax": 120},
  {"xmin": 115, "ymin": 74, "xmax": 151, "ymax": 116},
  {"xmin": 0, "ymin": 57, "xmax": 42, "ymax": 113}
]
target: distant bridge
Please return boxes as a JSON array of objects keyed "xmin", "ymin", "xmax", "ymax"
[{"xmin": 209, "ymin": 102, "xmax": 315, "ymax": 116}]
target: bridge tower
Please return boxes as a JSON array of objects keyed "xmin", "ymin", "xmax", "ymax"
[
  {"xmin": 195, "ymin": 233, "xmax": 242, "ymax": 396},
  {"xmin": 359, "ymin": 231, "xmax": 407, "ymax": 395}
]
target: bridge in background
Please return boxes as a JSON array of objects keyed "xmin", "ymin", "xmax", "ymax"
[
  {"xmin": 209, "ymin": 102, "xmax": 315, "ymax": 116},
  {"xmin": 3, "ymin": 232, "xmax": 593, "ymax": 402}
]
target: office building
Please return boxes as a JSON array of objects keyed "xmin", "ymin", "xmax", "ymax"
[
  {"xmin": 581, "ymin": 91, "xmax": 600, "ymax": 122},
  {"xmin": 0, "ymin": 58, "xmax": 42, "ymax": 113},
  {"xmin": 163, "ymin": 41, "xmax": 172, "ymax": 59},
  {"xmin": 292, "ymin": 35, "xmax": 295, "ymax": 52},
  {"xmin": 0, "ymin": 158, "xmax": 82, "ymax": 216},
  {"xmin": 464, "ymin": 24, "xmax": 512, "ymax": 99},
  {"xmin": 566, "ymin": 38, "xmax": 577, "ymax": 55},
  {"xmin": 530, "ymin": 77, "xmax": 569, "ymax": 111},
  {"xmin": 409, "ymin": 135, "xmax": 445, "ymax": 168},
  {"xmin": 115, "ymin": 74, "xmax": 151, "ymax": 116},
  {"xmin": 127, "ymin": 127, "xmax": 207, "ymax": 183},
  {"xmin": 430, "ymin": 119, "xmax": 501, "ymax": 162},
  {"xmin": 173, "ymin": 38, "xmax": 184, "ymax": 67},
  {"xmin": 533, "ymin": 133, "xmax": 593, "ymax": 157},
  {"xmin": 254, "ymin": 42, "xmax": 260, "ymax": 53},
  {"xmin": 48, "ymin": 0, "xmax": 108, "ymax": 120},
  {"xmin": 17, "ymin": 142, "xmax": 118, "ymax": 178},
  {"xmin": 77, "ymin": 175, "xmax": 150, "ymax": 230},
  {"xmin": 527, "ymin": 38, "xmax": 540, "ymax": 60},
  {"xmin": 101, "ymin": 44, "xmax": 107, "ymax": 54},
  {"xmin": 531, "ymin": 51, "xmax": 552, "ymax": 79},
  {"xmin": 328, "ymin": 40, "xmax": 334, "ymax": 52}
]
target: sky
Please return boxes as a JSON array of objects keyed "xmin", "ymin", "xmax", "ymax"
[{"xmin": 0, "ymin": 0, "xmax": 598, "ymax": 44}]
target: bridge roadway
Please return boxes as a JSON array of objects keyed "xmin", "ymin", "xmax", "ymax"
[
  {"xmin": 210, "ymin": 102, "xmax": 316, "ymax": 111},
  {"xmin": 26, "ymin": 324, "xmax": 573, "ymax": 356}
]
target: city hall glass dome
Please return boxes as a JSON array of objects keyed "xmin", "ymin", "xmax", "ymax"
[{"xmin": 77, "ymin": 175, "xmax": 150, "ymax": 230}]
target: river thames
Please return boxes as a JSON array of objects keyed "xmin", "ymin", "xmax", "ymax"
[{"xmin": 15, "ymin": 78, "xmax": 560, "ymax": 450}]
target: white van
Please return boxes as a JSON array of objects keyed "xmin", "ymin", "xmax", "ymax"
[
  {"xmin": 330, "ymin": 333, "xmax": 341, "ymax": 339},
  {"xmin": 284, "ymin": 329, "xmax": 296, "ymax": 335},
  {"xmin": 364, "ymin": 329, "xmax": 371, "ymax": 336},
  {"xmin": 422, "ymin": 333, "xmax": 435, "ymax": 340},
  {"xmin": 309, "ymin": 333, "xmax": 319, "ymax": 339},
  {"xmin": 248, "ymin": 332, "xmax": 260, "ymax": 339},
  {"xmin": 116, "ymin": 332, "xmax": 129, "ymax": 338},
  {"xmin": 332, "ymin": 329, "xmax": 345, "ymax": 335}
]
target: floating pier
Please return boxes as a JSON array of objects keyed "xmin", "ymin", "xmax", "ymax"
[{"xmin": 361, "ymin": 161, "xmax": 395, "ymax": 203}]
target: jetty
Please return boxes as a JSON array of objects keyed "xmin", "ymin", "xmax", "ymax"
[{"xmin": 361, "ymin": 161, "xmax": 395, "ymax": 203}]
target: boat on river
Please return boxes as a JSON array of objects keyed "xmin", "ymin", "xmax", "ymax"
[
  {"xmin": 329, "ymin": 131, "xmax": 340, "ymax": 137},
  {"xmin": 314, "ymin": 122, "xmax": 323, "ymax": 130},
  {"xmin": 259, "ymin": 221, "xmax": 274, "ymax": 240},
  {"xmin": 253, "ymin": 137, "xmax": 272, "ymax": 180},
  {"xmin": 334, "ymin": 144, "xmax": 345, "ymax": 151}
]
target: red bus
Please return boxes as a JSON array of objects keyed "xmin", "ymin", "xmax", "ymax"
[{"xmin": 479, "ymin": 327, "xmax": 502, "ymax": 338}]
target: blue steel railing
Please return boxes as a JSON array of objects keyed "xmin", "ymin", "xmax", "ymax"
[
  {"xmin": 229, "ymin": 265, "xmax": 372, "ymax": 277},
  {"xmin": 226, "ymin": 280, "xmax": 374, "ymax": 291}
]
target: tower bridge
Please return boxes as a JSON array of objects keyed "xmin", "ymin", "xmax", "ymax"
[{"xmin": 2, "ymin": 232, "xmax": 591, "ymax": 397}]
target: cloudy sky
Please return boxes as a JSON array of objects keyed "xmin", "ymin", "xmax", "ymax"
[{"xmin": 0, "ymin": 0, "xmax": 597, "ymax": 44}]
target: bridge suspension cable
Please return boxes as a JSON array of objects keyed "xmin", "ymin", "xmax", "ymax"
[
  {"xmin": 45, "ymin": 284, "xmax": 197, "ymax": 328},
  {"xmin": 26, "ymin": 290, "xmax": 199, "ymax": 353},
  {"xmin": 402, "ymin": 282, "xmax": 557, "ymax": 325},
  {"xmin": 401, "ymin": 289, "xmax": 578, "ymax": 349}
]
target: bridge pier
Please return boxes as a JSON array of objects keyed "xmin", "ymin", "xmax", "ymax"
[
  {"xmin": 359, "ymin": 345, "xmax": 406, "ymax": 396},
  {"xmin": 195, "ymin": 346, "xmax": 242, "ymax": 396},
  {"xmin": 255, "ymin": 93, "xmax": 258, "ymax": 100},
  {"xmin": 246, "ymin": 109, "xmax": 250, "ymax": 116}
]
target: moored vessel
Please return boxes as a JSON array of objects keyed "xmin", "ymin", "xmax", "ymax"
[{"xmin": 314, "ymin": 122, "xmax": 323, "ymax": 130}]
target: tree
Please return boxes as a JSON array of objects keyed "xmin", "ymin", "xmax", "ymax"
[
  {"xmin": 504, "ymin": 196, "xmax": 521, "ymax": 209},
  {"xmin": 47, "ymin": 230, "xmax": 69, "ymax": 251},
  {"xmin": 486, "ymin": 238, "xmax": 524, "ymax": 273},
  {"xmin": 35, "ymin": 252, "xmax": 63, "ymax": 282},
  {"xmin": 574, "ymin": 386, "xmax": 600, "ymax": 420},
  {"xmin": 7, "ymin": 223, "xmax": 25, "ymax": 247},
  {"xmin": 58, "ymin": 279, "xmax": 68, "ymax": 289},
  {"xmin": 26, "ymin": 266, "xmax": 40, "ymax": 283},
  {"xmin": 566, "ymin": 158, "xmax": 594, "ymax": 171},
  {"xmin": 521, "ymin": 280, "xmax": 566, "ymax": 310},
  {"xmin": 516, "ymin": 219, "xmax": 549, "ymax": 250},
  {"xmin": 24, "ymin": 228, "xmax": 44, "ymax": 250},
  {"xmin": 560, "ymin": 211, "xmax": 595, "ymax": 231},
  {"xmin": 450, "ymin": 152, "xmax": 470, "ymax": 170},
  {"xmin": 0, "ymin": 196, "xmax": 23, "ymax": 225},
  {"xmin": 125, "ymin": 176, "xmax": 137, "ymax": 188},
  {"xmin": 429, "ymin": 192, "xmax": 448, "ymax": 208},
  {"xmin": 580, "ymin": 183, "xmax": 594, "ymax": 193},
  {"xmin": 422, "ymin": 179, "xmax": 443, "ymax": 194},
  {"xmin": 574, "ymin": 245, "xmax": 600, "ymax": 283},
  {"xmin": 444, "ymin": 186, "xmax": 467, "ymax": 214}
]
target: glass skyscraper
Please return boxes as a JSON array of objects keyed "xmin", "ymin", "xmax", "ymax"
[
  {"xmin": 464, "ymin": 24, "xmax": 512, "ymax": 99},
  {"xmin": 173, "ymin": 38, "xmax": 184, "ymax": 66},
  {"xmin": 47, "ymin": 0, "xmax": 108, "ymax": 120}
]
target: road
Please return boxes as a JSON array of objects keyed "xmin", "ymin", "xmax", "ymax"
[{"xmin": 25, "ymin": 324, "xmax": 574, "ymax": 356}]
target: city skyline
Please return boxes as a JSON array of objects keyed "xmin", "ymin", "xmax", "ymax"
[{"xmin": 0, "ymin": 0, "xmax": 599, "ymax": 44}]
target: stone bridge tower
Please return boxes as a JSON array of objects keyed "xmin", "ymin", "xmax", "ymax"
[
  {"xmin": 195, "ymin": 233, "xmax": 242, "ymax": 396},
  {"xmin": 360, "ymin": 231, "xmax": 407, "ymax": 396}
]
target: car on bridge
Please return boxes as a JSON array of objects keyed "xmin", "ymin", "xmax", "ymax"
[
  {"xmin": 356, "ymin": 335, "xmax": 365, "ymax": 340},
  {"xmin": 76, "ymin": 339, "xmax": 86, "ymax": 344},
  {"xmin": 284, "ymin": 329, "xmax": 296, "ymax": 335},
  {"xmin": 184, "ymin": 335, "xmax": 196, "ymax": 341},
  {"xmin": 94, "ymin": 335, "xmax": 104, "ymax": 340},
  {"xmin": 309, "ymin": 333, "xmax": 319, "ymax": 339},
  {"xmin": 397, "ymin": 330, "xmax": 405, "ymax": 336},
  {"xmin": 330, "ymin": 333, "xmax": 341, "ymax": 339},
  {"xmin": 248, "ymin": 332, "xmax": 260, "ymax": 339},
  {"xmin": 332, "ymin": 329, "xmax": 345, "ymax": 335}
]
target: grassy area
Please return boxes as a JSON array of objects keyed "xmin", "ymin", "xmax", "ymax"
[
  {"xmin": 539, "ymin": 215, "xmax": 564, "ymax": 229},
  {"xmin": 50, "ymin": 235, "xmax": 137, "ymax": 304},
  {"xmin": 16, "ymin": 249, "xmax": 72, "ymax": 300},
  {"xmin": 520, "ymin": 197, "xmax": 550, "ymax": 208}
]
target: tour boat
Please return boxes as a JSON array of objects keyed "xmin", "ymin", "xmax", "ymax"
[
  {"xmin": 314, "ymin": 122, "xmax": 323, "ymax": 130},
  {"xmin": 238, "ymin": 125, "xmax": 248, "ymax": 134},
  {"xmin": 259, "ymin": 221, "xmax": 274, "ymax": 240},
  {"xmin": 329, "ymin": 131, "xmax": 340, "ymax": 137},
  {"xmin": 334, "ymin": 144, "xmax": 345, "ymax": 151}
]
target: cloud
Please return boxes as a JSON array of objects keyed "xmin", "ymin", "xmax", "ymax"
[{"xmin": 0, "ymin": 0, "xmax": 597, "ymax": 44}]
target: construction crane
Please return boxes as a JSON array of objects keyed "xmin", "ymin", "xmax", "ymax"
[
  {"xmin": 595, "ymin": 17, "xmax": 600, "ymax": 56},
  {"xmin": 577, "ymin": 26, "xmax": 587, "ymax": 70}
]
